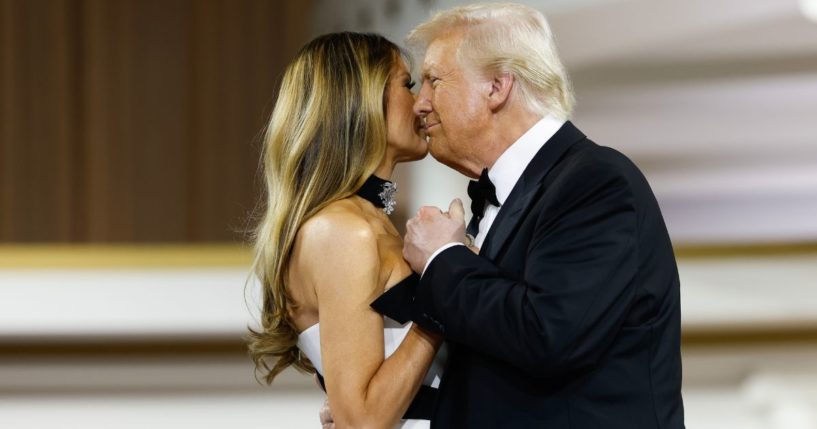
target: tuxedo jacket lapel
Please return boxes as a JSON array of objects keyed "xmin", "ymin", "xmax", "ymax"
[{"xmin": 480, "ymin": 121, "xmax": 586, "ymax": 260}]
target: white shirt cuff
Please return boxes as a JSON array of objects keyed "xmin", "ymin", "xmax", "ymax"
[{"xmin": 422, "ymin": 242, "xmax": 466, "ymax": 276}]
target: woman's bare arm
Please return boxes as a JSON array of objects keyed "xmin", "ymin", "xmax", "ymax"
[{"xmin": 297, "ymin": 208, "xmax": 440, "ymax": 429}]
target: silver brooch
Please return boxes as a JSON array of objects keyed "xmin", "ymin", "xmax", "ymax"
[{"xmin": 379, "ymin": 182, "xmax": 398, "ymax": 215}]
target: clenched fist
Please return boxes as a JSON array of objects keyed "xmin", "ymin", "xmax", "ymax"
[{"xmin": 403, "ymin": 198, "xmax": 467, "ymax": 273}]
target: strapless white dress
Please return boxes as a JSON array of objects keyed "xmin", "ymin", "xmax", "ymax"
[{"xmin": 297, "ymin": 316, "xmax": 447, "ymax": 429}]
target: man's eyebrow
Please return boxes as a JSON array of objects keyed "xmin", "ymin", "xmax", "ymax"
[{"xmin": 420, "ymin": 65, "xmax": 436, "ymax": 80}]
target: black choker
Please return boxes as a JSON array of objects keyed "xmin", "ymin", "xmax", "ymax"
[{"xmin": 356, "ymin": 175, "xmax": 397, "ymax": 215}]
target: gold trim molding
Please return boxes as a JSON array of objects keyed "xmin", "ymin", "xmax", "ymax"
[
  {"xmin": 683, "ymin": 323, "xmax": 817, "ymax": 348},
  {"xmin": 1, "ymin": 242, "xmax": 816, "ymax": 268},
  {"xmin": 3, "ymin": 326, "xmax": 817, "ymax": 357},
  {"xmin": 0, "ymin": 244, "xmax": 252, "ymax": 268},
  {"xmin": 674, "ymin": 242, "xmax": 817, "ymax": 259}
]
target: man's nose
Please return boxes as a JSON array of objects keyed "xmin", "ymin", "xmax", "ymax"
[{"xmin": 413, "ymin": 81, "xmax": 432, "ymax": 117}]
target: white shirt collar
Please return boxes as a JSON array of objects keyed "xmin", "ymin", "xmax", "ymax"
[{"xmin": 488, "ymin": 114, "xmax": 566, "ymax": 204}]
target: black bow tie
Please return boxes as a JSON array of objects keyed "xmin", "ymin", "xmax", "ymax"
[{"xmin": 467, "ymin": 168, "xmax": 501, "ymax": 220}]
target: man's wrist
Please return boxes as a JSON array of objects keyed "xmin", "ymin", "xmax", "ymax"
[{"xmin": 422, "ymin": 242, "xmax": 465, "ymax": 276}]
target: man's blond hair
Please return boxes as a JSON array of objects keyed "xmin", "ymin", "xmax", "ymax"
[{"xmin": 408, "ymin": 3, "xmax": 574, "ymax": 120}]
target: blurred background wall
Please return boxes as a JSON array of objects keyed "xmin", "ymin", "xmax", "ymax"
[
  {"xmin": 2, "ymin": 0, "xmax": 817, "ymax": 428},
  {"xmin": 1, "ymin": 0, "xmax": 310, "ymax": 242}
]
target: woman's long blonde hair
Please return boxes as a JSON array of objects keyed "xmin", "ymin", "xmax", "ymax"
[{"xmin": 248, "ymin": 32, "xmax": 403, "ymax": 384}]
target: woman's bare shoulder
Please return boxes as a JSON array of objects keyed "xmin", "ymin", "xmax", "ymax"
[
  {"xmin": 290, "ymin": 199, "xmax": 385, "ymax": 303},
  {"xmin": 295, "ymin": 199, "xmax": 381, "ymax": 271},
  {"xmin": 299, "ymin": 199, "xmax": 376, "ymax": 244}
]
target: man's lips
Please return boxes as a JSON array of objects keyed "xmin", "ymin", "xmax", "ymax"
[{"xmin": 424, "ymin": 121, "xmax": 440, "ymax": 131}]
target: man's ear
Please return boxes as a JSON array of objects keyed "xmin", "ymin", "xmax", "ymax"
[{"xmin": 487, "ymin": 72, "xmax": 514, "ymax": 111}]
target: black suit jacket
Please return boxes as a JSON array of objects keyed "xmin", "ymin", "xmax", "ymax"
[{"xmin": 376, "ymin": 122, "xmax": 684, "ymax": 428}]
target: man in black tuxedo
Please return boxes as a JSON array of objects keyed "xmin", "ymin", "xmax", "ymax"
[{"xmin": 395, "ymin": 3, "xmax": 685, "ymax": 428}]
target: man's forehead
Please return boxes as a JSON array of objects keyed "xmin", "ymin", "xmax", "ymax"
[{"xmin": 421, "ymin": 32, "xmax": 462, "ymax": 74}]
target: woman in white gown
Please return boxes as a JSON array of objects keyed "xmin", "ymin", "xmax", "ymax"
[{"xmin": 247, "ymin": 32, "xmax": 446, "ymax": 428}]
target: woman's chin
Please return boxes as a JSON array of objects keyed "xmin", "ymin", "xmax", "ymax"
[
  {"xmin": 413, "ymin": 143, "xmax": 430, "ymax": 160},
  {"xmin": 409, "ymin": 137, "xmax": 431, "ymax": 161},
  {"xmin": 401, "ymin": 152, "xmax": 428, "ymax": 164},
  {"xmin": 395, "ymin": 146, "xmax": 429, "ymax": 164}
]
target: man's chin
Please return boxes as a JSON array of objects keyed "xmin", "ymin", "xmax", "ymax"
[{"xmin": 427, "ymin": 145, "xmax": 448, "ymax": 164}]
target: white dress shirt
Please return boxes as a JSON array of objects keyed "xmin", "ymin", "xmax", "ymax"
[{"xmin": 422, "ymin": 114, "xmax": 566, "ymax": 275}]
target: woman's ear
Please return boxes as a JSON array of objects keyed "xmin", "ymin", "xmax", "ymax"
[{"xmin": 487, "ymin": 72, "xmax": 514, "ymax": 111}]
